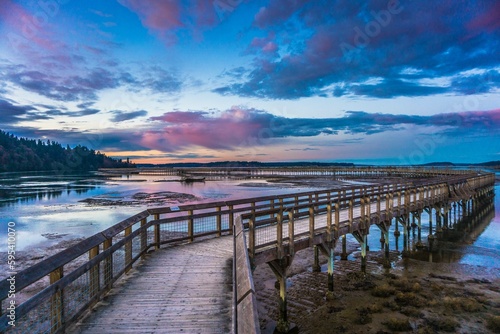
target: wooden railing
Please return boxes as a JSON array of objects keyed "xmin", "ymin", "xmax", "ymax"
[
  {"xmin": 233, "ymin": 217, "xmax": 260, "ymax": 334},
  {"xmin": 0, "ymin": 169, "xmax": 494, "ymax": 333},
  {"xmin": 240, "ymin": 173, "xmax": 494, "ymax": 267}
]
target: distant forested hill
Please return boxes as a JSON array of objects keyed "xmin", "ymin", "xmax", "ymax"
[{"xmin": 0, "ymin": 130, "xmax": 134, "ymax": 172}]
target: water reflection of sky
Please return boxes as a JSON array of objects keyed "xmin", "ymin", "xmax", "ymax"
[{"xmin": 459, "ymin": 181, "xmax": 500, "ymax": 268}]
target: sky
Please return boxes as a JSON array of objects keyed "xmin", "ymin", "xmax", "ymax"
[{"xmin": 0, "ymin": 0, "xmax": 499, "ymax": 165}]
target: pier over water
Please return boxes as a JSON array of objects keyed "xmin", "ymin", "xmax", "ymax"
[{"xmin": 0, "ymin": 167, "xmax": 495, "ymax": 333}]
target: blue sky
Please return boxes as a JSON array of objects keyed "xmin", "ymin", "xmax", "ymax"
[{"xmin": 0, "ymin": 0, "xmax": 499, "ymax": 164}]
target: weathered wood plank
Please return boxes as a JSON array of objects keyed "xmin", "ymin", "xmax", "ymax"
[{"xmin": 71, "ymin": 236, "xmax": 233, "ymax": 334}]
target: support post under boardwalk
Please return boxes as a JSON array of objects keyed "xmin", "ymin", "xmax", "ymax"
[
  {"xmin": 352, "ymin": 232, "xmax": 368, "ymax": 273},
  {"xmin": 415, "ymin": 211, "xmax": 423, "ymax": 248},
  {"xmin": 436, "ymin": 206, "xmax": 443, "ymax": 235},
  {"xmin": 380, "ymin": 230, "xmax": 385, "ymax": 250},
  {"xmin": 403, "ymin": 220, "xmax": 408, "ymax": 256},
  {"xmin": 341, "ymin": 235, "xmax": 348, "ymax": 260},
  {"xmin": 361, "ymin": 235, "xmax": 367, "ymax": 273},
  {"xmin": 384, "ymin": 230, "xmax": 390, "ymax": 268},
  {"xmin": 268, "ymin": 257, "xmax": 294, "ymax": 334},
  {"xmin": 312, "ymin": 245, "xmax": 321, "ymax": 272},
  {"xmin": 428, "ymin": 208, "xmax": 433, "ymax": 235},
  {"xmin": 443, "ymin": 205, "xmax": 449, "ymax": 230},
  {"xmin": 328, "ymin": 247, "xmax": 334, "ymax": 294},
  {"xmin": 377, "ymin": 223, "xmax": 391, "ymax": 268}
]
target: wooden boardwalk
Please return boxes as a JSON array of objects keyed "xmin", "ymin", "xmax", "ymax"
[{"xmin": 71, "ymin": 236, "xmax": 233, "ymax": 334}]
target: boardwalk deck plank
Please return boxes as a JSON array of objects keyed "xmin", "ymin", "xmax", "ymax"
[{"xmin": 71, "ymin": 236, "xmax": 233, "ymax": 334}]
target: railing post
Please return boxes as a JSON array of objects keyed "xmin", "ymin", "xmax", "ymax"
[
  {"xmin": 50, "ymin": 267, "xmax": 64, "ymax": 334},
  {"xmin": 228, "ymin": 205, "xmax": 234, "ymax": 235},
  {"xmin": 154, "ymin": 213, "xmax": 160, "ymax": 250},
  {"xmin": 125, "ymin": 226, "xmax": 132, "ymax": 273},
  {"xmin": 216, "ymin": 206, "xmax": 222, "ymax": 237},
  {"xmin": 334, "ymin": 202, "xmax": 340, "ymax": 239},
  {"xmin": 360, "ymin": 197, "xmax": 365, "ymax": 227},
  {"xmin": 377, "ymin": 195, "xmax": 381, "ymax": 220},
  {"xmin": 188, "ymin": 209, "xmax": 194, "ymax": 242},
  {"xmin": 386, "ymin": 194, "xmax": 392, "ymax": 221},
  {"xmin": 249, "ymin": 215, "xmax": 256, "ymax": 264},
  {"xmin": 309, "ymin": 205, "xmax": 315, "ymax": 242},
  {"xmin": 277, "ymin": 210, "xmax": 283, "ymax": 258},
  {"xmin": 366, "ymin": 197, "xmax": 371, "ymax": 225},
  {"xmin": 89, "ymin": 246, "xmax": 100, "ymax": 300},
  {"xmin": 405, "ymin": 190, "xmax": 409, "ymax": 213},
  {"xmin": 140, "ymin": 218, "xmax": 147, "ymax": 259},
  {"xmin": 288, "ymin": 211, "xmax": 295, "ymax": 257},
  {"xmin": 348, "ymin": 199, "xmax": 354, "ymax": 232},
  {"xmin": 270, "ymin": 199, "xmax": 275, "ymax": 218},
  {"xmin": 103, "ymin": 238, "xmax": 113, "ymax": 289},
  {"xmin": 326, "ymin": 202, "xmax": 332, "ymax": 239}
]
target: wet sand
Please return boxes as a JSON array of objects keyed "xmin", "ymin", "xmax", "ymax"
[
  {"xmin": 254, "ymin": 243, "xmax": 500, "ymax": 333},
  {"xmin": 78, "ymin": 190, "xmax": 199, "ymax": 206}
]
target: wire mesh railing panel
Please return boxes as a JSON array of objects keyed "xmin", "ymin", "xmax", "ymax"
[
  {"xmin": 131, "ymin": 234, "xmax": 142, "ymax": 260},
  {"xmin": 255, "ymin": 223, "xmax": 277, "ymax": 247},
  {"xmin": 220, "ymin": 214, "xmax": 230, "ymax": 230},
  {"xmin": 63, "ymin": 270, "xmax": 91, "ymax": 323},
  {"xmin": 112, "ymin": 248, "xmax": 126, "ymax": 278},
  {"xmin": 147, "ymin": 225, "xmax": 155, "ymax": 245},
  {"xmin": 193, "ymin": 215, "xmax": 217, "ymax": 234},
  {"xmin": 159, "ymin": 220, "xmax": 188, "ymax": 241},
  {"xmin": 13, "ymin": 295, "xmax": 52, "ymax": 334}
]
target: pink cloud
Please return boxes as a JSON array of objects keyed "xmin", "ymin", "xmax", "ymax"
[
  {"xmin": 118, "ymin": 0, "xmax": 182, "ymax": 39},
  {"xmin": 246, "ymin": 33, "xmax": 279, "ymax": 55},
  {"xmin": 118, "ymin": 0, "xmax": 222, "ymax": 42},
  {"xmin": 466, "ymin": 4, "xmax": 500, "ymax": 34},
  {"xmin": 151, "ymin": 111, "xmax": 207, "ymax": 123},
  {"xmin": 141, "ymin": 107, "xmax": 269, "ymax": 151},
  {"xmin": 0, "ymin": 0, "xmax": 58, "ymax": 51}
]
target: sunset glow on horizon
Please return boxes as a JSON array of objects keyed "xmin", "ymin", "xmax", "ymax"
[{"xmin": 0, "ymin": 0, "xmax": 499, "ymax": 165}]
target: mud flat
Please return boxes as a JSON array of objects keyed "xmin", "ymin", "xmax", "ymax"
[
  {"xmin": 254, "ymin": 244, "xmax": 500, "ymax": 334},
  {"xmin": 78, "ymin": 191, "xmax": 199, "ymax": 207}
]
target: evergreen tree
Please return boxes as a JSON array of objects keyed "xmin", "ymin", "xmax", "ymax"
[{"xmin": 0, "ymin": 130, "xmax": 135, "ymax": 172}]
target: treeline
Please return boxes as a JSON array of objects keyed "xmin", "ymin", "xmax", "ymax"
[{"xmin": 0, "ymin": 130, "xmax": 135, "ymax": 172}]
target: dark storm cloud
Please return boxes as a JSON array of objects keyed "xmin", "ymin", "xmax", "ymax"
[
  {"xmin": 110, "ymin": 110, "xmax": 148, "ymax": 122},
  {"xmin": 0, "ymin": 98, "xmax": 37, "ymax": 124},
  {"xmin": 1, "ymin": 126, "xmax": 148, "ymax": 152},
  {"xmin": 215, "ymin": 0, "xmax": 500, "ymax": 99},
  {"xmin": 1, "ymin": 63, "xmax": 182, "ymax": 104}
]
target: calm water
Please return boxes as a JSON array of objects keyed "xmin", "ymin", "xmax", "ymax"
[
  {"xmin": 0, "ymin": 171, "xmax": 318, "ymax": 251},
  {"xmin": 352, "ymin": 171, "xmax": 500, "ymax": 269},
  {"xmin": 0, "ymin": 170, "xmax": 498, "ymax": 270}
]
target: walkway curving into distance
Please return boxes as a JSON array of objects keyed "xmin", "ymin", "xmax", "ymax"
[{"xmin": 71, "ymin": 236, "xmax": 233, "ymax": 334}]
